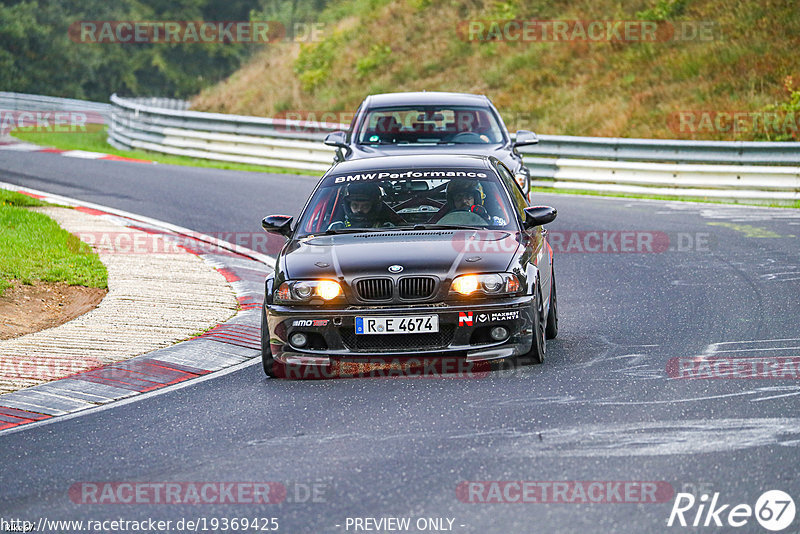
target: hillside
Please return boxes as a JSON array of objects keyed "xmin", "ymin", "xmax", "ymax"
[{"xmin": 191, "ymin": 0, "xmax": 799, "ymax": 141}]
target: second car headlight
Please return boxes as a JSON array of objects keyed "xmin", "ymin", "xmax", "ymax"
[
  {"xmin": 275, "ymin": 280, "xmax": 343, "ymax": 304},
  {"xmin": 450, "ymin": 273, "xmax": 521, "ymax": 297}
]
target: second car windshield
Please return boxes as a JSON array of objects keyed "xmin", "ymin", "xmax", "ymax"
[
  {"xmin": 295, "ymin": 170, "xmax": 517, "ymax": 236},
  {"xmin": 356, "ymin": 106, "xmax": 505, "ymax": 145}
]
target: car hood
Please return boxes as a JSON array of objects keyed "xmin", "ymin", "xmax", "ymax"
[
  {"xmin": 283, "ymin": 230, "xmax": 520, "ymax": 281},
  {"xmin": 349, "ymin": 144, "xmax": 518, "ymax": 169}
]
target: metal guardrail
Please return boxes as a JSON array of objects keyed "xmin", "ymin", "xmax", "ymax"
[
  {"xmin": 108, "ymin": 94, "xmax": 335, "ymax": 171},
  {"xmin": 104, "ymin": 93, "xmax": 799, "ymax": 203},
  {"xmin": 530, "ymin": 159, "xmax": 800, "ymax": 201},
  {"xmin": 518, "ymin": 135, "xmax": 800, "ymax": 166},
  {"xmin": 0, "ymin": 91, "xmax": 111, "ymax": 122}
]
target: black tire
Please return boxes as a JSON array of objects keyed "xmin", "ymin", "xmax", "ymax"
[
  {"xmin": 521, "ymin": 283, "xmax": 546, "ymax": 364},
  {"xmin": 545, "ymin": 266, "xmax": 558, "ymax": 340},
  {"xmin": 261, "ymin": 305, "xmax": 281, "ymax": 378}
]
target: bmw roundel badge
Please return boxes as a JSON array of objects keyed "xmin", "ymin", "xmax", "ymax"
[{"xmin": 388, "ymin": 264, "xmax": 404, "ymax": 273}]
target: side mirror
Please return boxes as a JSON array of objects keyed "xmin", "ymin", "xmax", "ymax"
[
  {"xmin": 262, "ymin": 215, "xmax": 294, "ymax": 237},
  {"xmin": 324, "ymin": 131, "xmax": 348, "ymax": 148},
  {"xmin": 513, "ymin": 130, "xmax": 539, "ymax": 147},
  {"xmin": 523, "ymin": 206, "xmax": 557, "ymax": 228},
  {"xmin": 324, "ymin": 131, "xmax": 351, "ymax": 160}
]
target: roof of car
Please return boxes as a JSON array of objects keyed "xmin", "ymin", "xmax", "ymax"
[
  {"xmin": 364, "ymin": 92, "xmax": 492, "ymax": 108},
  {"xmin": 327, "ymin": 154, "xmax": 494, "ymax": 174}
]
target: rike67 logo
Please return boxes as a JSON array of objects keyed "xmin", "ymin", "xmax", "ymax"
[{"xmin": 668, "ymin": 490, "xmax": 796, "ymax": 531}]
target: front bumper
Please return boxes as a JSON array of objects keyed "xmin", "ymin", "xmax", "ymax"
[{"xmin": 265, "ymin": 297, "xmax": 535, "ymax": 366}]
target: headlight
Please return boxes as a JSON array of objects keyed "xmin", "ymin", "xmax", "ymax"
[
  {"xmin": 450, "ymin": 273, "xmax": 521, "ymax": 297},
  {"xmin": 275, "ymin": 280, "xmax": 343, "ymax": 304}
]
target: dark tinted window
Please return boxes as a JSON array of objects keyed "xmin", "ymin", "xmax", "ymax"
[
  {"xmin": 495, "ymin": 161, "xmax": 528, "ymax": 216},
  {"xmin": 356, "ymin": 106, "xmax": 505, "ymax": 145},
  {"xmin": 296, "ymin": 169, "xmax": 518, "ymax": 236}
]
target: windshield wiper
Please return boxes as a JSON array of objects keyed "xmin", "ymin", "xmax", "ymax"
[
  {"xmin": 320, "ymin": 227, "xmax": 388, "ymax": 235},
  {"xmin": 397, "ymin": 224, "xmax": 485, "ymax": 231}
]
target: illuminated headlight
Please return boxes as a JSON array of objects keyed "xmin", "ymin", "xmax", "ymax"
[
  {"xmin": 450, "ymin": 273, "xmax": 521, "ymax": 297},
  {"xmin": 275, "ymin": 280, "xmax": 343, "ymax": 303}
]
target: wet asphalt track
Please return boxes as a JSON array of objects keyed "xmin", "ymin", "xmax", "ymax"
[{"xmin": 1, "ymin": 150, "xmax": 799, "ymax": 533}]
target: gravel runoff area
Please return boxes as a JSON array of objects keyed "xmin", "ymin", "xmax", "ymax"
[{"xmin": 0, "ymin": 206, "xmax": 239, "ymax": 394}]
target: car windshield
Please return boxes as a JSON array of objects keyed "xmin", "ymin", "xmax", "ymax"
[
  {"xmin": 295, "ymin": 169, "xmax": 518, "ymax": 236},
  {"xmin": 355, "ymin": 106, "xmax": 505, "ymax": 145}
]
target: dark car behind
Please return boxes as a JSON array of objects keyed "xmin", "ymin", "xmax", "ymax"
[{"xmin": 323, "ymin": 92, "xmax": 539, "ymax": 196}]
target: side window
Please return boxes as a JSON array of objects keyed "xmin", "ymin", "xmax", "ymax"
[{"xmin": 495, "ymin": 162, "xmax": 528, "ymax": 215}]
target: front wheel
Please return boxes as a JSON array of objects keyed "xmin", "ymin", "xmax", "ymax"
[
  {"xmin": 521, "ymin": 283, "xmax": 546, "ymax": 364},
  {"xmin": 545, "ymin": 266, "xmax": 558, "ymax": 339}
]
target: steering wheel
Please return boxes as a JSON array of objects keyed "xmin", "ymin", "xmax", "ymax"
[
  {"xmin": 449, "ymin": 132, "xmax": 488, "ymax": 143},
  {"xmin": 436, "ymin": 210, "xmax": 489, "ymax": 226}
]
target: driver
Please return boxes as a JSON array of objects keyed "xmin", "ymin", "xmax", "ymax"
[
  {"xmin": 448, "ymin": 180, "xmax": 489, "ymax": 219},
  {"xmin": 328, "ymin": 182, "xmax": 394, "ymax": 229}
]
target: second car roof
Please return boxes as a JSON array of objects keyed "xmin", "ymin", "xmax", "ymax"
[{"xmin": 364, "ymin": 91, "xmax": 491, "ymax": 108}]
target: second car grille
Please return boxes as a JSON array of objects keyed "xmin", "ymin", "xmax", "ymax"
[
  {"xmin": 355, "ymin": 278, "xmax": 393, "ymax": 301},
  {"xmin": 398, "ymin": 277, "xmax": 436, "ymax": 300}
]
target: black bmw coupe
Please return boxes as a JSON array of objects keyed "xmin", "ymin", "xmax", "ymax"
[{"xmin": 260, "ymin": 154, "xmax": 557, "ymax": 378}]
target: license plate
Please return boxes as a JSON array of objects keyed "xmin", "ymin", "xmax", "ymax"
[{"xmin": 355, "ymin": 315, "xmax": 439, "ymax": 334}]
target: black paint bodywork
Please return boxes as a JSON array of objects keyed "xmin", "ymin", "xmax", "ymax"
[{"xmin": 262, "ymin": 155, "xmax": 555, "ymax": 368}]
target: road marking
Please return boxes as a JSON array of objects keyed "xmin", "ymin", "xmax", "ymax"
[
  {"xmin": 707, "ymin": 221, "xmax": 787, "ymax": 238},
  {"xmin": 0, "ymin": 358, "xmax": 260, "ymax": 437}
]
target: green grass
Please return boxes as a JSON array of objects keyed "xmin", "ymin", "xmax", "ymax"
[
  {"xmin": 11, "ymin": 127, "xmax": 321, "ymax": 177},
  {"xmin": 0, "ymin": 189, "xmax": 47, "ymax": 208},
  {"xmin": 531, "ymin": 186, "xmax": 800, "ymax": 209},
  {"xmin": 0, "ymin": 194, "xmax": 108, "ymax": 296}
]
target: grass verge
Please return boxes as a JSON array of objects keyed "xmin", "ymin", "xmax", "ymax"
[
  {"xmin": 0, "ymin": 190, "xmax": 107, "ymax": 296},
  {"xmin": 11, "ymin": 127, "xmax": 323, "ymax": 177},
  {"xmin": 530, "ymin": 186, "xmax": 800, "ymax": 209}
]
